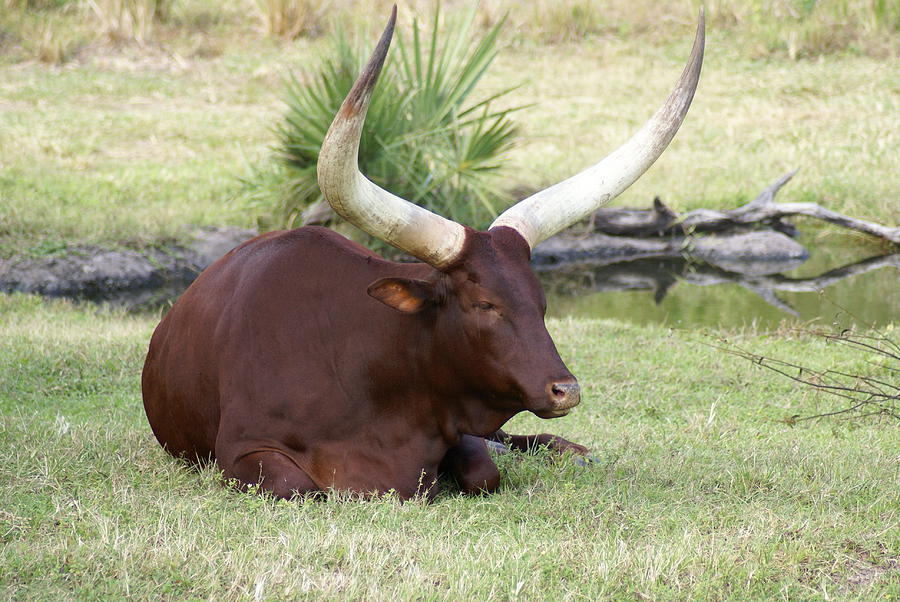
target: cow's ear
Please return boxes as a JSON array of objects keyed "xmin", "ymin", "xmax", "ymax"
[{"xmin": 367, "ymin": 278, "xmax": 436, "ymax": 313}]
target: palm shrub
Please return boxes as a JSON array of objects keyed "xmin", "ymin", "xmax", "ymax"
[{"xmin": 275, "ymin": 8, "xmax": 521, "ymax": 251}]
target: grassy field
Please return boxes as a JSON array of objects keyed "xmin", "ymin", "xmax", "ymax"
[
  {"xmin": 0, "ymin": 293, "xmax": 897, "ymax": 599},
  {"xmin": 1, "ymin": 2, "xmax": 898, "ymax": 599},
  {"xmin": 0, "ymin": 0, "xmax": 897, "ymax": 257}
]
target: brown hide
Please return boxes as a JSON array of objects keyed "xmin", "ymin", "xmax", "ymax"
[{"xmin": 142, "ymin": 225, "xmax": 578, "ymax": 499}]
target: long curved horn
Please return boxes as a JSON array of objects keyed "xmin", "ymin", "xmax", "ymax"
[
  {"xmin": 491, "ymin": 10, "xmax": 706, "ymax": 249},
  {"xmin": 317, "ymin": 6, "xmax": 466, "ymax": 269}
]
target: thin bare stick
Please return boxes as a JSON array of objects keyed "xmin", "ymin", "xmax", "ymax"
[{"xmin": 701, "ymin": 328, "xmax": 898, "ymax": 421}]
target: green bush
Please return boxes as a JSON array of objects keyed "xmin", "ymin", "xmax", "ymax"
[{"xmin": 273, "ymin": 8, "xmax": 521, "ymax": 249}]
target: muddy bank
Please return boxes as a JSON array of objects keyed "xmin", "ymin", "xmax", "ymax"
[{"xmin": 0, "ymin": 227, "xmax": 256, "ymax": 305}]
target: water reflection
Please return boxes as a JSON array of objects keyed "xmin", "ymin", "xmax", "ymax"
[{"xmin": 541, "ymin": 250, "xmax": 899, "ymax": 329}]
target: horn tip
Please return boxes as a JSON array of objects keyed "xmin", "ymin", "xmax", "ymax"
[
  {"xmin": 695, "ymin": 6, "xmax": 706, "ymax": 47},
  {"xmin": 341, "ymin": 7, "xmax": 397, "ymax": 117},
  {"xmin": 686, "ymin": 5, "xmax": 706, "ymax": 82}
]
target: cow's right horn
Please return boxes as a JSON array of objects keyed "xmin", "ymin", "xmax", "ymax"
[
  {"xmin": 490, "ymin": 9, "xmax": 706, "ymax": 250},
  {"xmin": 317, "ymin": 6, "xmax": 466, "ymax": 269}
]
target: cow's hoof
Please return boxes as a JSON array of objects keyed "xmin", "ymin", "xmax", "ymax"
[
  {"xmin": 545, "ymin": 436, "xmax": 590, "ymax": 457},
  {"xmin": 570, "ymin": 454, "xmax": 601, "ymax": 467},
  {"xmin": 485, "ymin": 439, "xmax": 510, "ymax": 455}
]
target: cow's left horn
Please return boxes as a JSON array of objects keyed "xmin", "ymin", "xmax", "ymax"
[
  {"xmin": 317, "ymin": 6, "xmax": 466, "ymax": 269},
  {"xmin": 490, "ymin": 9, "xmax": 706, "ymax": 249}
]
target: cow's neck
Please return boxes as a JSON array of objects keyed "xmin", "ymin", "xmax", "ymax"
[{"xmin": 391, "ymin": 316, "xmax": 515, "ymax": 445}]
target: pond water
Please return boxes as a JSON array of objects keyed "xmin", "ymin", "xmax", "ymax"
[{"xmin": 541, "ymin": 235, "xmax": 898, "ymax": 330}]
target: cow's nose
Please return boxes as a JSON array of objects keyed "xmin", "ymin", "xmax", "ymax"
[{"xmin": 549, "ymin": 381, "xmax": 581, "ymax": 410}]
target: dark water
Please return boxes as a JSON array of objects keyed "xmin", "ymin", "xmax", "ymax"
[{"xmin": 541, "ymin": 236, "xmax": 898, "ymax": 330}]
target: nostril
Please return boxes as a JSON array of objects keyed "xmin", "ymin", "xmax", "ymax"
[{"xmin": 550, "ymin": 382, "xmax": 580, "ymax": 400}]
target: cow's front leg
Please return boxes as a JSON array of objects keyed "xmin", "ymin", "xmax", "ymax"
[
  {"xmin": 225, "ymin": 449, "xmax": 320, "ymax": 500},
  {"xmin": 488, "ymin": 429, "xmax": 589, "ymax": 456},
  {"xmin": 440, "ymin": 434, "xmax": 501, "ymax": 494}
]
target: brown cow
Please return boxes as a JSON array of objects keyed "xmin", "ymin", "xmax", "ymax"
[{"xmin": 142, "ymin": 7, "xmax": 704, "ymax": 500}]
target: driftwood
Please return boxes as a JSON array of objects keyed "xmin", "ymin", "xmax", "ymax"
[
  {"xmin": 587, "ymin": 171, "xmax": 900, "ymax": 244},
  {"xmin": 532, "ymin": 170, "xmax": 898, "ymax": 317},
  {"xmin": 533, "ymin": 230, "xmax": 810, "ymax": 272}
]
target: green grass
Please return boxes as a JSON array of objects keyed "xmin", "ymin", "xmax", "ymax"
[
  {"xmin": 0, "ymin": 47, "xmax": 285, "ymax": 255},
  {"xmin": 1, "ymin": 294, "xmax": 897, "ymax": 598},
  {"xmin": 1, "ymin": 1, "xmax": 897, "ymax": 257}
]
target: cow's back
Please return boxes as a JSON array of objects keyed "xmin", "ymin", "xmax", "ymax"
[
  {"xmin": 141, "ymin": 227, "xmax": 415, "ymax": 462},
  {"xmin": 142, "ymin": 231, "xmax": 279, "ymax": 459}
]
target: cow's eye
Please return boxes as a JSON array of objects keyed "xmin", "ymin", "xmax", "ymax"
[{"xmin": 473, "ymin": 301, "xmax": 496, "ymax": 311}]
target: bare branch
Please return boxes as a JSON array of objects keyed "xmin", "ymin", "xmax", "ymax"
[{"xmin": 701, "ymin": 327, "xmax": 898, "ymax": 422}]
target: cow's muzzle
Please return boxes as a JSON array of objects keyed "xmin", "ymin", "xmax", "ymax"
[{"xmin": 534, "ymin": 380, "xmax": 581, "ymax": 418}]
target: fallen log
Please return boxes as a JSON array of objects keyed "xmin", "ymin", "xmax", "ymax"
[
  {"xmin": 533, "ymin": 230, "xmax": 810, "ymax": 272},
  {"xmin": 587, "ymin": 171, "xmax": 900, "ymax": 244}
]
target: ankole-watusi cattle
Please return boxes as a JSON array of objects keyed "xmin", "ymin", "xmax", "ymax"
[{"xmin": 142, "ymin": 7, "xmax": 704, "ymax": 500}]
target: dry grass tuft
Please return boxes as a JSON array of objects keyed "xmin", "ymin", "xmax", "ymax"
[
  {"xmin": 254, "ymin": 0, "xmax": 326, "ymax": 39},
  {"xmin": 501, "ymin": 0, "xmax": 694, "ymax": 42},
  {"xmin": 0, "ymin": 8, "xmax": 84, "ymax": 65},
  {"xmin": 83, "ymin": 0, "xmax": 170, "ymax": 44},
  {"xmin": 33, "ymin": 21, "xmax": 71, "ymax": 63}
]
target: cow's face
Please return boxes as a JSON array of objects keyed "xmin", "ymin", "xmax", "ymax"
[
  {"xmin": 325, "ymin": 9, "xmax": 700, "ymax": 418},
  {"xmin": 368, "ymin": 227, "xmax": 580, "ymax": 418},
  {"xmin": 324, "ymin": 9, "xmax": 700, "ymax": 421}
]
